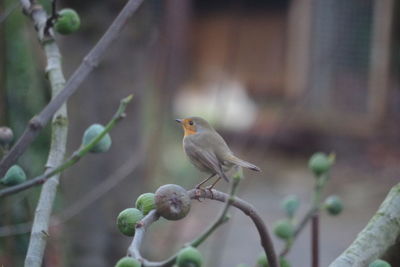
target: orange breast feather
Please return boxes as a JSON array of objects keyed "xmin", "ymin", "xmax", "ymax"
[
  {"xmin": 184, "ymin": 126, "xmax": 197, "ymax": 136},
  {"xmin": 183, "ymin": 119, "xmax": 197, "ymax": 136}
]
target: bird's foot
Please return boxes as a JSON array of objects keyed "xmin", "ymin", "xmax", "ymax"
[
  {"xmin": 195, "ymin": 182, "xmax": 205, "ymax": 190},
  {"xmin": 194, "ymin": 188, "xmax": 205, "ymax": 202},
  {"xmin": 205, "ymin": 185, "xmax": 215, "ymax": 199}
]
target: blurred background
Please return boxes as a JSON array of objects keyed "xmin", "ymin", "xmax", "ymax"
[{"xmin": 1, "ymin": 0, "xmax": 399, "ymax": 266}]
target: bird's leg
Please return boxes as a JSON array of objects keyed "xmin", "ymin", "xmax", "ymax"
[
  {"xmin": 195, "ymin": 173, "xmax": 216, "ymax": 189},
  {"xmin": 205, "ymin": 177, "xmax": 221, "ymax": 199},
  {"xmin": 206, "ymin": 177, "xmax": 221, "ymax": 190},
  {"xmin": 194, "ymin": 173, "xmax": 216, "ymax": 202}
]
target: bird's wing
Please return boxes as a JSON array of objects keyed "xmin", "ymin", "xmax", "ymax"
[
  {"xmin": 186, "ymin": 145, "xmax": 229, "ymax": 182},
  {"xmin": 224, "ymin": 154, "xmax": 261, "ymax": 172},
  {"xmin": 193, "ymin": 131, "xmax": 261, "ymax": 172}
]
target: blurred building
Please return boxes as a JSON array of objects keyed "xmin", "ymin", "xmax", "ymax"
[{"xmin": 175, "ymin": 0, "xmax": 396, "ymax": 138}]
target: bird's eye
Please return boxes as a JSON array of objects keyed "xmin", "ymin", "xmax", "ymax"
[{"xmin": 189, "ymin": 120, "xmax": 194, "ymax": 126}]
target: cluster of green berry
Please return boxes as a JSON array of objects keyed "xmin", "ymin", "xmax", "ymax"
[
  {"xmin": 0, "ymin": 127, "xmax": 26, "ymax": 186},
  {"xmin": 0, "ymin": 124, "xmax": 111, "ymax": 188},
  {"xmin": 308, "ymin": 152, "xmax": 343, "ymax": 215},
  {"xmin": 115, "ymin": 246, "xmax": 203, "ymax": 267},
  {"xmin": 115, "ymin": 184, "xmax": 204, "ymax": 267},
  {"xmin": 273, "ymin": 153, "xmax": 343, "ymax": 240},
  {"xmin": 247, "ymin": 152, "xmax": 341, "ymax": 267}
]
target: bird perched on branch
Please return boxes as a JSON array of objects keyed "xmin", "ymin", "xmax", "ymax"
[{"xmin": 176, "ymin": 116, "xmax": 261, "ymax": 189}]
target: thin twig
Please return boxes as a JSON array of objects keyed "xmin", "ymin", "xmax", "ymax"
[
  {"xmin": 125, "ymin": 188, "xmax": 279, "ymax": 267},
  {"xmin": 57, "ymin": 148, "xmax": 144, "ymax": 223},
  {"xmin": 191, "ymin": 177, "xmax": 240, "ymax": 247},
  {"xmin": 44, "ymin": 0, "xmax": 58, "ymax": 35},
  {"xmin": 279, "ymin": 174, "xmax": 329, "ymax": 258},
  {"xmin": 0, "ymin": 150, "xmax": 144, "ymax": 237},
  {"xmin": 309, "ymin": 174, "xmax": 327, "ymax": 267},
  {"xmin": 0, "ymin": 95, "xmax": 133, "ymax": 198},
  {"xmin": 0, "ymin": 0, "xmax": 145, "ymax": 177},
  {"xmin": 311, "ymin": 214, "xmax": 319, "ymax": 267},
  {"xmin": 279, "ymin": 207, "xmax": 317, "ymax": 257}
]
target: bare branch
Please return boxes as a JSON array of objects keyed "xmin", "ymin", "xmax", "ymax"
[
  {"xmin": 0, "ymin": 151, "xmax": 144, "ymax": 237},
  {"xmin": 128, "ymin": 177, "xmax": 241, "ymax": 266},
  {"xmin": 329, "ymin": 183, "xmax": 400, "ymax": 267},
  {"xmin": 0, "ymin": 0, "xmax": 145, "ymax": 177},
  {"xmin": 126, "ymin": 188, "xmax": 279, "ymax": 267},
  {"xmin": 14, "ymin": 0, "xmax": 69, "ymax": 265},
  {"xmin": 189, "ymin": 177, "xmax": 240, "ymax": 249},
  {"xmin": 0, "ymin": 95, "xmax": 133, "ymax": 198},
  {"xmin": 128, "ymin": 209, "xmax": 161, "ymax": 265}
]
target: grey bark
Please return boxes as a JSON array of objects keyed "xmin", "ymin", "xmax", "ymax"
[{"xmin": 329, "ymin": 183, "xmax": 400, "ymax": 267}]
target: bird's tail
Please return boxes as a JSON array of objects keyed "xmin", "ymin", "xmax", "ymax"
[{"xmin": 225, "ymin": 154, "xmax": 261, "ymax": 172}]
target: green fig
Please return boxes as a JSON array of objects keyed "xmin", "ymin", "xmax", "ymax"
[
  {"xmin": 308, "ymin": 152, "xmax": 333, "ymax": 176},
  {"xmin": 54, "ymin": 8, "xmax": 81, "ymax": 35},
  {"xmin": 281, "ymin": 195, "xmax": 300, "ymax": 218},
  {"xmin": 135, "ymin": 193, "xmax": 156, "ymax": 215},
  {"xmin": 176, "ymin": 246, "xmax": 203, "ymax": 267},
  {"xmin": 369, "ymin": 259, "xmax": 391, "ymax": 267},
  {"xmin": 273, "ymin": 219, "xmax": 294, "ymax": 240},
  {"xmin": 115, "ymin": 256, "xmax": 141, "ymax": 267},
  {"xmin": 1, "ymin": 165, "xmax": 26, "ymax": 186},
  {"xmin": 280, "ymin": 257, "xmax": 291, "ymax": 267},
  {"xmin": 116, "ymin": 208, "xmax": 143, "ymax": 236},
  {"xmin": 256, "ymin": 253, "xmax": 268, "ymax": 267},
  {"xmin": 324, "ymin": 195, "xmax": 343, "ymax": 216},
  {"xmin": 82, "ymin": 124, "xmax": 112, "ymax": 153}
]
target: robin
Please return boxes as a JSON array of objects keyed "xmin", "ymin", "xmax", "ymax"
[{"xmin": 176, "ymin": 116, "xmax": 261, "ymax": 189}]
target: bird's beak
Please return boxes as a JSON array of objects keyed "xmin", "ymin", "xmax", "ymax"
[{"xmin": 175, "ymin": 119, "xmax": 183, "ymax": 124}]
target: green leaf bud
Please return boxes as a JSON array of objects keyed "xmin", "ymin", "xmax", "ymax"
[
  {"xmin": 116, "ymin": 208, "xmax": 143, "ymax": 236},
  {"xmin": 54, "ymin": 8, "xmax": 81, "ymax": 35},
  {"xmin": 176, "ymin": 246, "xmax": 203, "ymax": 267},
  {"xmin": 256, "ymin": 252, "xmax": 291, "ymax": 267},
  {"xmin": 256, "ymin": 253, "xmax": 268, "ymax": 267},
  {"xmin": 369, "ymin": 259, "xmax": 391, "ymax": 267},
  {"xmin": 82, "ymin": 124, "xmax": 112, "ymax": 153},
  {"xmin": 0, "ymin": 165, "xmax": 27, "ymax": 186},
  {"xmin": 273, "ymin": 219, "xmax": 294, "ymax": 240},
  {"xmin": 155, "ymin": 184, "xmax": 191, "ymax": 221},
  {"xmin": 135, "ymin": 193, "xmax": 156, "ymax": 215},
  {"xmin": 232, "ymin": 166, "xmax": 244, "ymax": 183},
  {"xmin": 308, "ymin": 152, "xmax": 333, "ymax": 176},
  {"xmin": 324, "ymin": 195, "xmax": 343, "ymax": 216},
  {"xmin": 281, "ymin": 195, "xmax": 300, "ymax": 218},
  {"xmin": 280, "ymin": 257, "xmax": 291, "ymax": 267},
  {"xmin": 115, "ymin": 256, "xmax": 141, "ymax": 267},
  {"xmin": 256, "ymin": 253, "xmax": 291, "ymax": 267}
]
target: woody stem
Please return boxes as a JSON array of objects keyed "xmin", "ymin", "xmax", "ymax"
[{"xmin": 127, "ymin": 188, "xmax": 279, "ymax": 267}]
